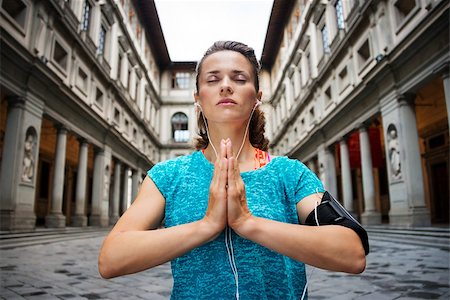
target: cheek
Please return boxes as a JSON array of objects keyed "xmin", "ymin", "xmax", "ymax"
[
  {"xmin": 243, "ymin": 88, "xmax": 258, "ymax": 101},
  {"xmin": 198, "ymin": 86, "xmax": 215, "ymax": 100}
]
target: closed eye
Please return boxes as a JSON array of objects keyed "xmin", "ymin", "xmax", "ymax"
[
  {"xmin": 234, "ymin": 74, "xmax": 247, "ymax": 83},
  {"xmin": 206, "ymin": 75, "xmax": 219, "ymax": 83}
]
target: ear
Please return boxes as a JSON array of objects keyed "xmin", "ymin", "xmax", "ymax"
[
  {"xmin": 194, "ymin": 91, "xmax": 200, "ymax": 102},
  {"xmin": 256, "ymin": 90, "xmax": 262, "ymax": 101}
]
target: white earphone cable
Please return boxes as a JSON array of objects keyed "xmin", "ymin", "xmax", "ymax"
[
  {"xmin": 196, "ymin": 100, "xmax": 260, "ymax": 300},
  {"xmin": 300, "ymin": 190, "xmax": 321, "ymax": 300},
  {"xmin": 225, "ymin": 227, "xmax": 240, "ymax": 300},
  {"xmin": 196, "ymin": 100, "xmax": 261, "ymax": 161}
]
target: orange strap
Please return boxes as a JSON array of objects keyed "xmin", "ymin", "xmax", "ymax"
[
  {"xmin": 202, "ymin": 148, "xmax": 270, "ymax": 170},
  {"xmin": 254, "ymin": 148, "xmax": 269, "ymax": 170}
]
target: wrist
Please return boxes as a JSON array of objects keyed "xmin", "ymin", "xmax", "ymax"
[
  {"xmin": 199, "ymin": 217, "xmax": 224, "ymax": 242},
  {"xmin": 231, "ymin": 214, "xmax": 258, "ymax": 238}
]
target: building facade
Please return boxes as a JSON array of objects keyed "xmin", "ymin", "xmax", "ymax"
[
  {"xmin": 261, "ymin": 0, "xmax": 449, "ymax": 226},
  {"xmin": 0, "ymin": 0, "xmax": 448, "ymax": 231},
  {"xmin": 0, "ymin": 0, "xmax": 184, "ymax": 230}
]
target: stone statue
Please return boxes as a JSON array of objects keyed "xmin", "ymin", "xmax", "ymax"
[
  {"xmin": 22, "ymin": 129, "xmax": 36, "ymax": 183},
  {"xmin": 387, "ymin": 124, "xmax": 402, "ymax": 180}
]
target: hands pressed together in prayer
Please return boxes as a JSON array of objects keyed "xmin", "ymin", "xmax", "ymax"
[{"xmin": 203, "ymin": 139, "xmax": 251, "ymax": 238}]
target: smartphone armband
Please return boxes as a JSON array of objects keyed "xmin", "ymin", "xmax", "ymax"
[{"xmin": 304, "ymin": 191, "xmax": 370, "ymax": 255}]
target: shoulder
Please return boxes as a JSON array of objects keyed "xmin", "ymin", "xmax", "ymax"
[
  {"xmin": 270, "ymin": 156, "xmax": 308, "ymax": 170},
  {"xmin": 158, "ymin": 152, "xmax": 197, "ymax": 166},
  {"xmin": 148, "ymin": 151, "xmax": 198, "ymax": 175},
  {"xmin": 269, "ymin": 156, "xmax": 317, "ymax": 182}
]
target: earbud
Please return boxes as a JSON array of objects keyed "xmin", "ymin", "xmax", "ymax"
[
  {"xmin": 194, "ymin": 102, "xmax": 201, "ymax": 107},
  {"xmin": 255, "ymin": 100, "xmax": 262, "ymax": 108}
]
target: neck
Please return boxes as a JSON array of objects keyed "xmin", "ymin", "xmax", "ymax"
[{"xmin": 203, "ymin": 121, "xmax": 254, "ymax": 162}]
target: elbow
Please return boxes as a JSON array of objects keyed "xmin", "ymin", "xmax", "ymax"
[
  {"xmin": 347, "ymin": 249, "xmax": 366, "ymax": 274},
  {"xmin": 349, "ymin": 256, "xmax": 366, "ymax": 274},
  {"xmin": 98, "ymin": 249, "xmax": 119, "ymax": 279}
]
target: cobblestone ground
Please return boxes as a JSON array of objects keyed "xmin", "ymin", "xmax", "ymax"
[{"xmin": 0, "ymin": 235, "xmax": 448, "ymax": 299}]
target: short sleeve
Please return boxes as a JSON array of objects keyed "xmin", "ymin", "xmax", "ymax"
[
  {"xmin": 147, "ymin": 160, "xmax": 176, "ymax": 200},
  {"xmin": 292, "ymin": 160, "xmax": 324, "ymax": 203}
]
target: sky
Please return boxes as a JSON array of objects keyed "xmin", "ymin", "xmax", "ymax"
[{"xmin": 154, "ymin": 0, "xmax": 274, "ymax": 62}]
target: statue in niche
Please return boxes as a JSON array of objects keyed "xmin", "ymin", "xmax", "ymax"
[
  {"xmin": 387, "ymin": 124, "xmax": 402, "ymax": 180},
  {"xmin": 22, "ymin": 128, "xmax": 36, "ymax": 183}
]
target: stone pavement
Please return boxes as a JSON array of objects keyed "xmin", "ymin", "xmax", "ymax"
[{"xmin": 0, "ymin": 234, "xmax": 448, "ymax": 299}]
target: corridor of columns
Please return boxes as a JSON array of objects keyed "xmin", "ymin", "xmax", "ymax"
[
  {"xmin": 0, "ymin": 99, "xmax": 145, "ymax": 230},
  {"xmin": 304, "ymin": 73, "xmax": 448, "ymax": 227}
]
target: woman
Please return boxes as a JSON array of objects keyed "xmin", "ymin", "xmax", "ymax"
[{"xmin": 98, "ymin": 41, "xmax": 366, "ymax": 299}]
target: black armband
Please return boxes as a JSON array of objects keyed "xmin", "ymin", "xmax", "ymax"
[{"xmin": 304, "ymin": 191, "xmax": 369, "ymax": 255}]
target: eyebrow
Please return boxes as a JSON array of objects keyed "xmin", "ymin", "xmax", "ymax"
[{"xmin": 205, "ymin": 70, "xmax": 249, "ymax": 75}]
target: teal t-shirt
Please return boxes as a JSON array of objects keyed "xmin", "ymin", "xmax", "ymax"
[{"xmin": 147, "ymin": 151, "xmax": 324, "ymax": 299}]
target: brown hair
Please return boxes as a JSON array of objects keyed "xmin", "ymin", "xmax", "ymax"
[{"xmin": 194, "ymin": 41, "xmax": 270, "ymax": 151}]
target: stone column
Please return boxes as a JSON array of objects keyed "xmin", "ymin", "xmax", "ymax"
[
  {"xmin": 306, "ymin": 160, "xmax": 316, "ymax": 174},
  {"xmin": 89, "ymin": 146, "xmax": 112, "ymax": 227},
  {"xmin": 318, "ymin": 144, "xmax": 338, "ymax": 197},
  {"xmin": 120, "ymin": 55, "xmax": 128, "ymax": 86},
  {"xmin": 381, "ymin": 94, "xmax": 430, "ymax": 226},
  {"xmin": 0, "ymin": 96, "xmax": 44, "ymax": 230},
  {"xmin": 122, "ymin": 166, "xmax": 130, "ymax": 214},
  {"xmin": 283, "ymin": 96, "xmax": 288, "ymax": 121},
  {"xmin": 46, "ymin": 125, "xmax": 68, "ymax": 228},
  {"xmin": 131, "ymin": 169, "xmax": 140, "ymax": 203},
  {"xmin": 89, "ymin": 148, "xmax": 104, "ymax": 226},
  {"xmin": 359, "ymin": 125, "xmax": 381, "ymax": 225},
  {"xmin": 155, "ymin": 107, "xmax": 161, "ymax": 134},
  {"xmin": 339, "ymin": 138, "xmax": 354, "ymax": 213},
  {"xmin": 110, "ymin": 161, "xmax": 121, "ymax": 225},
  {"xmin": 72, "ymin": 139, "xmax": 88, "ymax": 227},
  {"xmin": 443, "ymin": 72, "xmax": 450, "ymax": 131},
  {"xmin": 284, "ymin": 76, "xmax": 294, "ymax": 110},
  {"xmin": 293, "ymin": 66, "xmax": 301, "ymax": 98}
]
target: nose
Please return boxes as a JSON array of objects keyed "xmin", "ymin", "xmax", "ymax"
[{"xmin": 220, "ymin": 77, "xmax": 233, "ymax": 95}]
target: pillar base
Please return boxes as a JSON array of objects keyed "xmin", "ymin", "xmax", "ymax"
[
  {"xmin": 45, "ymin": 213, "xmax": 66, "ymax": 228},
  {"xmin": 71, "ymin": 215, "xmax": 87, "ymax": 227},
  {"xmin": 389, "ymin": 207, "xmax": 431, "ymax": 227},
  {"xmin": 89, "ymin": 214, "xmax": 109, "ymax": 227},
  {"xmin": 0, "ymin": 210, "xmax": 36, "ymax": 231},
  {"xmin": 109, "ymin": 215, "xmax": 119, "ymax": 225},
  {"xmin": 361, "ymin": 211, "xmax": 382, "ymax": 225}
]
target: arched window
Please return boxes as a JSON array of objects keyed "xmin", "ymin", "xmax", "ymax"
[{"xmin": 171, "ymin": 112, "xmax": 189, "ymax": 142}]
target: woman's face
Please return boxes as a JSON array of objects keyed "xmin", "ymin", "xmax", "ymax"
[{"xmin": 195, "ymin": 50, "xmax": 261, "ymax": 125}]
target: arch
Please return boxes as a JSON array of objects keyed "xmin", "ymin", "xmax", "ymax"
[{"xmin": 171, "ymin": 112, "xmax": 189, "ymax": 142}]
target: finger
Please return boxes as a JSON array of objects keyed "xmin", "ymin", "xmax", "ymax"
[
  {"xmin": 227, "ymin": 157, "xmax": 236, "ymax": 191},
  {"xmin": 212, "ymin": 144, "xmax": 223, "ymax": 184},
  {"xmin": 233, "ymin": 157, "xmax": 246, "ymax": 193},
  {"xmin": 233, "ymin": 154, "xmax": 241, "ymax": 179},
  {"xmin": 220, "ymin": 139, "xmax": 227, "ymax": 160},
  {"xmin": 226, "ymin": 139, "xmax": 234, "ymax": 159},
  {"xmin": 219, "ymin": 157, "xmax": 228, "ymax": 192},
  {"xmin": 211, "ymin": 159, "xmax": 220, "ymax": 186}
]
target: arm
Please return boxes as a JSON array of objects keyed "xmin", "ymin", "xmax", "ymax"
[
  {"xmin": 98, "ymin": 176, "xmax": 222, "ymax": 279},
  {"xmin": 231, "ymin": 193, "xmax": 366, "ymax": 274},
  {"xmin": 224, "ymin": 138, "xmax": 365, "ymax": 274}
]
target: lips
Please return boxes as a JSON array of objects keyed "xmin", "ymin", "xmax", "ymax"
[{"xmin": 217, "ymin": 98, "xmax": 237, "ymax": 105}]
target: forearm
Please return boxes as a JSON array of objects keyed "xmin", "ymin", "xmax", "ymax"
[
  {"xmin": 234, "ymin": 216, "xmax": 366, "ymax": 274},
  {"xmin": 99, "ymin": 219, "xmax": 217, "ymax": 278}
]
